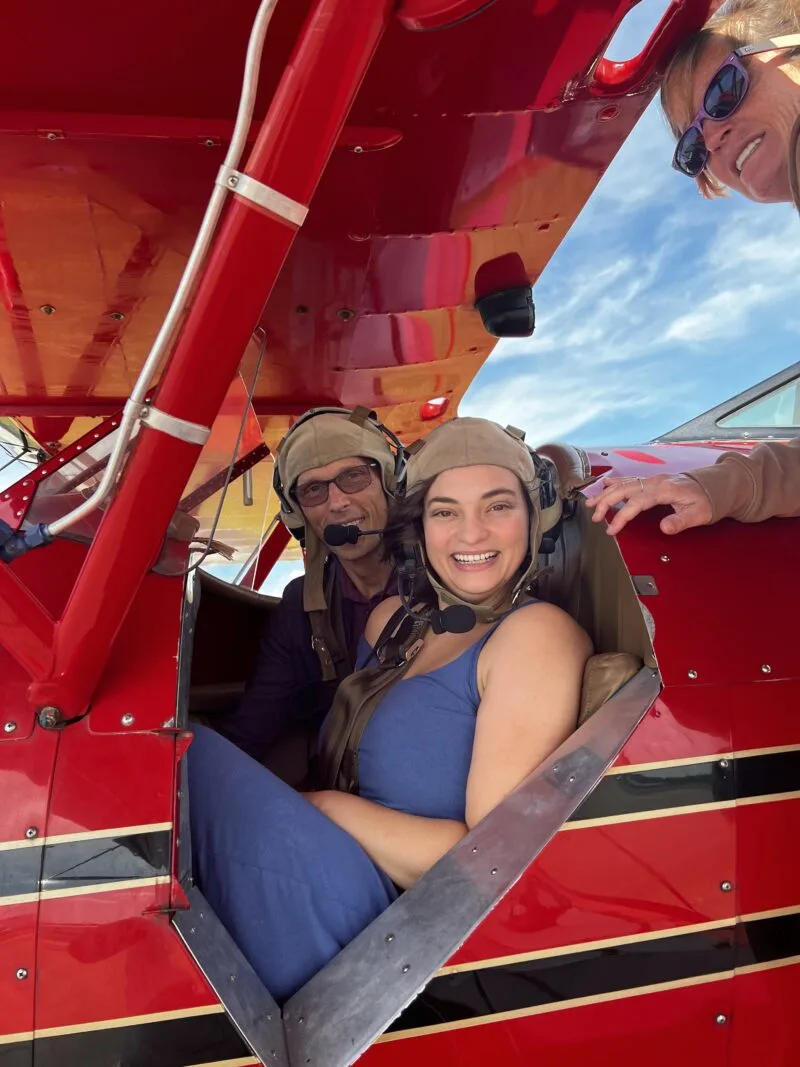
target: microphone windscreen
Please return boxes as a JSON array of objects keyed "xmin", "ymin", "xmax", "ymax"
[
  {"xmin": 323, "ymin": 524, "xmax": 360, "ymax": 547},
  {"xmin": 436, "ymin": 604, "xmax": 476, "ymax": 634}
]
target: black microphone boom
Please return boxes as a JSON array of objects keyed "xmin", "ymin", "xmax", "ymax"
[{"xmin": 323, "ymin": 524, "xmax": 383, "ymax": 547}]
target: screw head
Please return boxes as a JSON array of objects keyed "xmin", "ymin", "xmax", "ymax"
[
  {"xmin": 401, "ymin": 964, "xmax": 410, "ymax": 974},
  {"xmin": 490, "ymin": 867, "xmax": 499, "ymax": 876},
  {"xmin": 353, "ymin": 145, "xmax": 364, "ymax": 153},
  {"xmin": 720, "ymin": 880, "xmax": 733, "ymax": 892},
  {"xmin": 227, "ymin": 175, "xmax": 239, "ymax": 188},
  {"xmin": 25, "ymin": 828, "xmax": 38, "ymax": 840},
  {"xmin": 337, "ymin": 308, "xmax": 355, "ymax": 322},
  {"xmin": 761, "ymin": 664, "xmax": 772, "ymax": 674},
  {"xmin": 719, "ymin": 759, "xmax": 729, "ymax": 769},
  {"xmin": 120, "ymin": 713, "xmax": 135, "ymax": 727},
  {"xmin": 39, "ymin": 304, "xmax": 56, "ymax": 315},
  {"xmin": 385, "ymin": 933, "xmax": 395, "ymax": 943},
  {"xmin": 715, "ymin": 1013, "xmax": 728, "ymax": 1025},
  {"xmin": 15, "ymin": 968, "xmax": 28, "ymax": 980},
  {"xmin": 688, "ymin": 670, "xmax": 698, "ymax": 680},
  {"xmin": 110, "ymin": 311, "xmax": 125, "ymax": 322},
  {"xmin": 3, "ymin": 722, "xmax": 16, "ymax": 733},
  {"xmin": 660, "ymin": 554, "xmax": 670, "ymax": 562}
]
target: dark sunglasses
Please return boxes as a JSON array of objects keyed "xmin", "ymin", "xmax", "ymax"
[
  {"xmin": 673, "ymin": 35, "xmax": 800, "ymax": 178},
  {"xmin": 293, "ymin": 461, "xmax": 380, "ymax": 508}
]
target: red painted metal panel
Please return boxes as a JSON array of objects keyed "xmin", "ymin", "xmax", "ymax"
[
  {"xmin": 0, "ymin": 732, "xmax": 58, "ymax": 1044},
  {"xmin": 612, "ymin": 688, "xmax": 731, "ymax": 769},
  {"xmin": 89, "ymin": 571, "xmax": 184, "ymax": 735},
  {"xmin": 43, "ymin": 726, "xmax": 174, "ymax": 838},
  {"xmin": 732, "ymin": 963, "xmax": 800, "ymax": 1067},
  {"xmin": 735, "ymin": 799, "xmax": 800, "ymax": 919},
  {"xmin": 34, "ymin": 888, "xmax": 218, "ymax": 1031},
  {"xmin": 362, "ymin": 979, "xmax": 733, "ymax": 1067},
  {"xmin": 0, "ymin": 565, "xmax": 53, "ymax": 680},
  {"xmin": 0, "ymin": 904, "xmax": 39, "ymax": 1041},
  {"xmin": 0, "ymin": 731, "xmax": 59, "ymax": 843},
  {"xmin": 613, "ymin": 508, "xmax": 800, "ymax": 688},
  {"xmin": 446, "ymin": 809, "xmax": 736, "ymax": 969}
]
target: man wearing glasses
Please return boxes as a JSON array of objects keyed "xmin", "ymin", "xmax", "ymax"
[{"xmin": 219, "ymin": 408, "xmax": 402, "ymax": 774}]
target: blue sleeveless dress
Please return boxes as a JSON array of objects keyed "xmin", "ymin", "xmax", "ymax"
[{"xmin": 189, "ymin": 603, "xmax": 537, "ymax": 1002}]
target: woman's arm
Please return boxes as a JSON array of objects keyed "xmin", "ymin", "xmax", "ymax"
[
  {"xmin": 311, "ymin": 602, "xmax": 590, "ymax": 885},
  {"xmin": 305, "ymin": 790, "xmax": 466, "ymax": 889},
  {"xmin": 466, "ymin": 603, "xmax": 591, "ymax": 828}
]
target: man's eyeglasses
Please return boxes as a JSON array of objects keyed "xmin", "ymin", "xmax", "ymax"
[
  {"xmin": 673, "ymin": 35, "xmax": 800, "ymax": 178},
  {"xmin": 293, "ymin": 461, "xmax": 380, "ymax": 508}
]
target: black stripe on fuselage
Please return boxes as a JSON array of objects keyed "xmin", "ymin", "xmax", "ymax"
[
  {"xmin": 389, "ymin": 911, "xmax": 800, "ymax": 1033},
  {"xmin": 0, "ymin": 830, "xmax": 171, "ymax": 900},
  {"xmin": 0, "ymin": 1010, "xmax": 249, "ymax": 1067},
  {"xmin": 570, "ymin": 749, "xmax": 800, "ymax": 823}
]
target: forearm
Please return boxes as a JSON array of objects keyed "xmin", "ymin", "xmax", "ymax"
[
  {"xmin": 312, "ymin": 791, "xmax": 467, "ymax": 889},
  {"xmin": 689, "ymin": 437, "xmax": 800, "ymax": 523}
]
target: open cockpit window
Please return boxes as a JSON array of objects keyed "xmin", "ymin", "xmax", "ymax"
[
  {"xmin": 655, "ymin": 361, "xmax": 800, "ymax": 443},
  {"xmin": 11, "ymin": 341, "xmax": 286, "ymax": 589}
]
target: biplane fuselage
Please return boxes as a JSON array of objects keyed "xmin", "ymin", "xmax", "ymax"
[{"xmin": 0, "ymin": 1, "xmax": 798, "ymax": 1065}]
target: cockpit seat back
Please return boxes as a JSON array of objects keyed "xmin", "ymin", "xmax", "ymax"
[{"xmin": 535, "ymin": 443, "xmax": 656, "ymax": 724}]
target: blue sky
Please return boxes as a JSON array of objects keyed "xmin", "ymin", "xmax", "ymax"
[{"xmin": 461, "ymin": 0, "xmax": 799, "ymax": 448}]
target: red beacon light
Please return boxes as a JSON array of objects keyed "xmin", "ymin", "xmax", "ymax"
[{"xmin": 420, "ymin": 396, "xmax": 449, "ymax": 421}]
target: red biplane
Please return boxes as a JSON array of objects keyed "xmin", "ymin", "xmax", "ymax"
[{"xmin": 1, "ymin": 1, "xmax": 799, "ymax": 1065}]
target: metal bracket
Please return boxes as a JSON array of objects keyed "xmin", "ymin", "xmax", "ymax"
[
  {"xmin": 216, "ymin": 165, "xmax": 308, "ymax": 227},
  {"xmin": 632, "ymin": 575, "xmax": 659, "ymax": 596},
  {"xmin": 132, "ymin": 402, "xmax": 211, "ymax": 447},
  {"xmin": 174, "ymin": 886, "xmax": 288, "ymax": 1067}
]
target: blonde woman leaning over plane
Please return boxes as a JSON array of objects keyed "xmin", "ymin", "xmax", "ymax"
[{"xmin": 589, "ymin": 0, "xmax": 800, "ymax": 536}]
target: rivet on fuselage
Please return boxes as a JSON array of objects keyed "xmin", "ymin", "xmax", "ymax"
[
  {"xmin": 720, "ymin": 881, "xmax": 733, "ymax": 892},
  {"xmin": 688, "ymin": 670, "xmax": 698, "ymax": 680},
  {"xmin": 716, "ymin": 1014, "xmax": 728, "ymax": 1025},
  {"xmin": 761, "ymin": 664, "xmax": 772, "ymax": 674}
]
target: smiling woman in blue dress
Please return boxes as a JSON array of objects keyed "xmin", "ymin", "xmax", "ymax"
[
  {"xmin": 589, "ymin": 0, "xmax": 800, "ymax": 535},
  {"xmin": 188, "ymin": 417, "xmax": 591, "ymax": 1003}
]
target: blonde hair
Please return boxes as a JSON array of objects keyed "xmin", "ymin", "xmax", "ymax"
[{"xmin": 661, "ymin": 0, "xmax": 800, "ymax": 198}]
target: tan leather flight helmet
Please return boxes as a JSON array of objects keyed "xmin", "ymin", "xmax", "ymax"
[
  {"xmin": 273, "ymin": 406, "xmax": 405, "ymax": 614},
  {"xmin": 403, "ymin": 417, "xmax": 562, "ymax": 622}
]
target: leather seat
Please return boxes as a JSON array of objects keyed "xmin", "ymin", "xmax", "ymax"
[{"xmin": 535, "ymin": 443, "xmax": 656, "ymax": 721}]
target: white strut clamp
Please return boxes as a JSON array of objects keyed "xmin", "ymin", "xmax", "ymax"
[
  {"xmin": 128, "ymin": 400, "xmax": 211, "ymax": 447},
  {"xmin": 216, "ymin": 165, "xmax": 308, "ymax": 227}
]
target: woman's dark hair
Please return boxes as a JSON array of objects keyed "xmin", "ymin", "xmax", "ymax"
[{"xmin": 382, "ymin": 474, "xmax": 535, "ymax": 609}]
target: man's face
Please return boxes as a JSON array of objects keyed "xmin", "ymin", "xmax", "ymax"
[{"xmin": 294, "ymin": 455, "xmax": 389, "ymax": 562}]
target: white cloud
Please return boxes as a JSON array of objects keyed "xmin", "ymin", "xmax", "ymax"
[
  {"xmin": 462, "ymin": 142, "xmax": 799, "ymax": 445},
  {"xmin": 665, "ymin": 283, "xmax": 770, "ymax": 344}
]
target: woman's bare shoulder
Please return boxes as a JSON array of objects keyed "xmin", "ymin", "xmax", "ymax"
[
  {"xmin": 364, "ymin": 595, "xmax": 404, "ymax": 645},
  {"xmin": 490, "ymin": 601, "xmax": 592, "ymax": 659}
]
